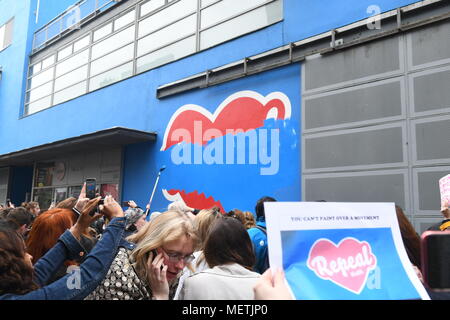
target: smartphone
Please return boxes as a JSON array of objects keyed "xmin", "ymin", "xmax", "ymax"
[
  {"xmin": 122, "ymin": 201, "xmax": 129, "ymax": 207},
  {"xmin": 85, "ymin": 178, "xmax": 96, "ymax": 200},
  {"xmin": 421, "ymin": 231, "xmax": 450, "ymax": 291},
  {"xmin": 151, "ymin": 249, "xmax": 164, "ymax": 270}
]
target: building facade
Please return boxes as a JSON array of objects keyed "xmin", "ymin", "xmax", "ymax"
[{"xmin": 0, "ymin": 0, "xmax": 449, "ymax": 233}]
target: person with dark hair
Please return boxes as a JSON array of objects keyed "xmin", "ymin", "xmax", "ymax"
[
  {"xmin": 0, "ymin": 222, "xmax": 38, "ymax": 295},
  {"xmin": 0, "ymin": 195, "xmax": 126, "ymax": 300},
  {"xmin": 123, "ymin": 207, "xmax": 147, "ymax": 236},
  {"xmin": 3, "ymin": 207, "xmax": 34, "ymax": 237},
  {"xmin": 226, "ymin": 208, "xmax": 246, "ymax": 226},
  {"xmin": 395, "ymin": 205, "xmax": 421, "ymax": 269},
  {"xmin": 179, "ymin": 217, "xmax": 260, "ymax": 300},
  {"xmin": 0, "ymin": 207, "xmax": 11, "ymax": 220},
  {"xmin": 21, "ymin": 202, "xmax": 41, "ymax": 217},
  {"xmin": 247, "ymin": 196, "xmax": 276, "ymax": 274}
]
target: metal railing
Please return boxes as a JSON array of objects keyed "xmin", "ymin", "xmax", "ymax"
[{"xmin": 32, "ymin": 0, "xmax": 123, "ymax": 54}]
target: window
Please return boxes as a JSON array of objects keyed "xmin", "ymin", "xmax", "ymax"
[
  {"xmin": 91, "ymin": 25, "xmax": 135, "ymax": 60},
  {"xmin": 199, "ymin": 0, "xmax": 283, "ymax": 50},
  {"xmin": 114, "ymin": 9, "xmax": 135, "ymax": 31},
  {"xmin": 137, "ymin": 14, "xmax": 196, "ymax": 56},
  {"xmin": 140, "ymin": 0, "xmax": 165, "ymax": 17},
  {"xmin": 24, "ymin": 1, "xmax": 283, "ymax": 116},
  {"xmin": 42, "ymin": 54, "xmax": 55, "ymax": 69},
  {"xmin": 58, "ymin": 44, "xmax": 73, "ymax": 61},
  {"xmin": 73, "ymin": 35, "xmax": 90, "ymax": 52},
  {"xmin": 138, "ymin": 0, "xmax": 197, "ymax": 38},
  {"xmin": 89, "ymin": 61, "xmax": 133, "ymax": 91},
  {"xmin": 90, "ymin": 43, "xmax": 134, "ymax": 76},
  {"xmin": 55, "ymin": 49, "xmax": 89, "ymax": 77},
  {"xmin": 93, "ymin": 22, "xmax": 113, "ymax": 42},
  {"xmin": 0, "ymin": 18, "xmax": 14, "ymax": 51},
  {"xmin": 28, "ymin": 67, "xmax": 54, "ymax": 90}
]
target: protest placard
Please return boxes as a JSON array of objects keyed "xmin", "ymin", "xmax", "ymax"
[
  {"xmin": 264, "ymin": 202, "xmax": 429, "ymax": 300},
  {"xmin": 439, "ymin": 174, "xmax": 450, "ymax": 206}
]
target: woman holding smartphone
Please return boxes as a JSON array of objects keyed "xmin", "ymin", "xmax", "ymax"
[{"xmin": 85, "ymin": 210, "xmax": 198, "ymax": 300}]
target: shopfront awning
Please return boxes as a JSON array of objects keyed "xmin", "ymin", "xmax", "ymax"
[{"xmin": 0, "ymin": 127, "xmax": 157, "ymax": 167}]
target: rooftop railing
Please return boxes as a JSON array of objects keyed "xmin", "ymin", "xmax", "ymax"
[{"xmin": 32, "ymin": 0, "xmax": 123, "ymax": 54}]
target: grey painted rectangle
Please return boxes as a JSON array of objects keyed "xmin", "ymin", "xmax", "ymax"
[
  {"xmin": 304, "ymin": 174, "xmax": 405, "ymax": 209},
  {"xmin": 305, "ymin": 127, "xmax": 403, "ymax": 169},
  {"xmin": 413, "ymin": 69, "xmax": 450, "ymax": 113},
  {"xmin": 410, "ymin": 21, "xmax": 450, "ymax": 67},
  {"xmin": 305, "ymin": 81, "xmax": 402, "ymax": 130},
  {"xmin": 415, "ymin": 119, "xmax": 450, "ymax": 161},
  {"xmin": 417, "ymin": 170, "xmax": 448, "ymax": 211},
  {"xmin": 305, "ymin": 36, "xmax": 400, "ymax": 91}
]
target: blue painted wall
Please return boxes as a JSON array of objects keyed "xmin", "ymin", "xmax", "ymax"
[
  {"xmin": 34, "ymin": 0, "xmax": 88, "ymax": 29},
  {"xmin": 283, "ymin": 0, "xmax": 422, "ymax": 43},
  {"xmin": 0, "ymin": 0, "xmax": 422, "ymax": 156},
  {"xmin": 0, "ymin": 0, "xmax": 33, "ymax": 137},
  {"xmin": 122, "ymin": 64, "xmax": 301, "ymax": 213},
  {"xmin": 0, "ymin": 0, "xmax": 422, "ymax": 212}
]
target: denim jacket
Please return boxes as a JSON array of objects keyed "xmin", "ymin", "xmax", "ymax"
[{"xmin": 0, "ymin": 217, "xmax": 127, "ymax": 300}]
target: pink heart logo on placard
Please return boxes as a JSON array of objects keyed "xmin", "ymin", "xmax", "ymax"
[{"xmin": 307, "ymin": 237, "xmax": 377, "ymax": 294}]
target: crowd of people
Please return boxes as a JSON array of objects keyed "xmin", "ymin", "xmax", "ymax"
[{"xmin": 0, "ymin": 187, "xmax": 449, "ymax": 300}]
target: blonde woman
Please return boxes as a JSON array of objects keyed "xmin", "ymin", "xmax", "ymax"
[
  {"xmin": 85, "ymin": 210, "xmax": 198, "ymax": 300},
  {"xmin": 173, "ymin": 207, "xmax": 223, "ymax": 299}
]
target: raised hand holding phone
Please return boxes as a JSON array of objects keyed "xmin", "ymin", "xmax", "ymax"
[
  {"xmin": 74, "ymin": 183, "xmax": 90, "ymax": 215},
  {"xmin": 99, "ymin": 195, "xmax": 124, "ymax": 220},
  {"xmin": 70, "ymin": 197, "xmax": 102, "ymax": 240}
]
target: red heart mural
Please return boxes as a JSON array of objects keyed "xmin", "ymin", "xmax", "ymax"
[
  {"xmin": 163, "ymin": 189, "xmax": 225, "ymax": 213},
  {"xmin": 307, "ymin": 237, "xmax": 377, "ymax": 294},
  {"xmin": 160, "ymin": 91, "xmax": 291, "ymax": 151}
]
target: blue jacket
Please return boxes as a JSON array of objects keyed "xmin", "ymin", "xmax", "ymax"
[
  {"xmin": 0, "ymin": 217, "xmax": 128, "ymax": 300},
  {"xmin": 247, "ymin": 218, "xmax": 268, "ymax": 274}
]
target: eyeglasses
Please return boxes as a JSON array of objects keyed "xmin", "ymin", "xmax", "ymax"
[{"xmin": 160, "ymin": 248, "xmax": 195, "ymax": 264}]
